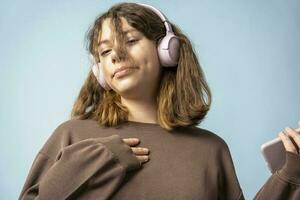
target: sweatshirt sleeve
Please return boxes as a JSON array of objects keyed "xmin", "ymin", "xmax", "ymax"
[
  {"xmin": 216, "ymin": 137, "xmax": 300, "ymax": 200},
  {"xmin": 18, "ymin": 134, "xmax": 142, "ymax": 200},
  {"xmin": 253, "ymin": 151, "xmax": 300, "ymax": 200}
]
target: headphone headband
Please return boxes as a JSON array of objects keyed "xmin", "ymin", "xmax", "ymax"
[{"xmin": 136, "ymin": 3, "xmax": 174, "ymax": 33}]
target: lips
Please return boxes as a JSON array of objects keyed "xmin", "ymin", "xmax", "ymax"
[
  {"xmin": 114, "ymin": 68, "xmax": 136, "ymax": 78},
  {"xmin": 113, "ymin": 66, "xmax": 135, "ymax": 77}
]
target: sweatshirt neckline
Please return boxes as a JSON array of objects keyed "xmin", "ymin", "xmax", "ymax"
[{"xmin": 126, "ymin": 120, "xmax": 160, "ymax": 126}]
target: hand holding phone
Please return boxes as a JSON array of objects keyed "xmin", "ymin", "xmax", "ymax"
[{"xmin": 261, "ymin": 122, "xmax": 300, "ymax": 174}]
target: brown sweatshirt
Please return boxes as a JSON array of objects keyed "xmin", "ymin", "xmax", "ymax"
[{"xmin": 19, "ymin": 119, "xmax": 300, "ymax": 200}]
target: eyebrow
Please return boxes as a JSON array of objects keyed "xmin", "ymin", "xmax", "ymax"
[{"xmin": 99, "ymin": 29, "xmax": 138, "ymax": 46}]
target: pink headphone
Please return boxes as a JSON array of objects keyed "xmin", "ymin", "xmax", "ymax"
[{"xmin": 90, "ymin": 3, "xmax": 180, "ymax": 91}]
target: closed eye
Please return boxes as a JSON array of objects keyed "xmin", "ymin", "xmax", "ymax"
[
  {"xmin": 100, "ymin": 39, "xmax": 138, "ymax": 56},
  {"xmin": 101, "ymin": 49, "xmax": 111, "ymax": 56},
  {"xmin": 127, "ymin": 39, "xmax": 138, "ymax": 44}
]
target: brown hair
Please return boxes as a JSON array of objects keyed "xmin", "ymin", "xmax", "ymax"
[{"xmin": 70, "ymin": 2, "xmax": 212, "ymax": 131}]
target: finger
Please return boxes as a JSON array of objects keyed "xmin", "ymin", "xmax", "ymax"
[
  {"xmin": 131, "ymin": 147, "xmax": 150, "ymax": 155},
  {"xmin": 122, "ymin": 138, "xmax": 140, "ymax": 146},
  {"xmin": 279, "ymin": 131, "xmax": 298, "ymax": 154},
  {"xmin": 136, "ymin": 155, "xmax": 150, "ymax": 163},
  {"xmin": 284, "ymin": 127, "xmax": 300, "ymax": 152}
]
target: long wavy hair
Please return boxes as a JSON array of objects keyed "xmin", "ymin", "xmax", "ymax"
[{"xmin": 70, "ymin": 2, "xmax": 212, "ymax": 131}]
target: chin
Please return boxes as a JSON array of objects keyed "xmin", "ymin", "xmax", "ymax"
[{"xmin": 115, "ymin": 83, "xmax": 143, "ymax": 98}]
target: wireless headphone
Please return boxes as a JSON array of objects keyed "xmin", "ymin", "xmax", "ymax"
[{"xmin": 90, "ymin": 3, "xmax": 180, "ymax": 91}]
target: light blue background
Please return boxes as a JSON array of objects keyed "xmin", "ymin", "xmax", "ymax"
[{"xmin": 1, "ymin": 0, "xmax": 299, "ymax": 199}]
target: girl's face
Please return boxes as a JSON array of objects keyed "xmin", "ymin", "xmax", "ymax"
[{"xmin": 98, "ymin": 17, "xmax": 162, "ymax": 99}]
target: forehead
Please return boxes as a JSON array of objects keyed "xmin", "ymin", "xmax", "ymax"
[{"xmin": 99, "ymin": 17, "xmax": 139, "ymax": 46}]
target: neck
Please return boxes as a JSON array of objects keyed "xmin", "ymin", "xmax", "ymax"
[{"xmin": 121, "ymin": 97, "xmax": 158, "ymax": 124}]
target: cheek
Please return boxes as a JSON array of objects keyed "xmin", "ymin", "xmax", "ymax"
[
  {"xmin": 142, "ymin": 48, "xmax": 161, "ymax": 74},
  {"xmin": 133, "ymin": 43, "xmax": 159, "ymax": 66}
]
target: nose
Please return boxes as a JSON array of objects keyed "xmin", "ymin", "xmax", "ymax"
[{"xmin": 111, "ymin": 44, "xmax": 128, "ymax": 64}]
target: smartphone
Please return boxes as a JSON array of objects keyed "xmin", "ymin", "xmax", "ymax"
[{"xmin": 261, "ymin": 128, "xmax": 300, "ymax": 174}]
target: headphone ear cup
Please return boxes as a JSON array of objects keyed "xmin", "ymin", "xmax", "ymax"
[
  {"xmin": 157, "ymin": 33, "xmax": 180, "ymax": 67},
  {"xmin": 90, "ymin": 54, "xmax": 112, "ymax": 91},
  {"xmin": 92, "ymin": 63, "xmax": 99, "ymax": 78},
  {"xmin": 97, "ymin": 63, "xmax": 112, "ymax": 91}
]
